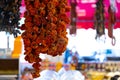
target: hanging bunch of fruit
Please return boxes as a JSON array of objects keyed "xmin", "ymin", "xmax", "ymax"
[
  {"xmin": 108, "ymin": 5, "xmax": 116, "ymax": 46},
  {"xmin": 94, "ymin": 0, "xmax": 105, "ymax": 39},
  {"xmin": 69, "ymin": 0, "xmax": 77, "ymax": 35},
  {"xmin": 21, "ymin": 0, "xmax": 70, "ymax": 78},
  {"xmin": 0, "ymin": 0, "xmax": 21, "ymax": 37}
]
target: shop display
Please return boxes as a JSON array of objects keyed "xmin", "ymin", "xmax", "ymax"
[
  {"xmin": 0, "ymin": 0, "xmax": 120, "ymax": 80},
  {"xmin": 76, "ymin": 61, "xmax": 120, "ymax": 80},
  {"xmin": 77, "ymin": 62, "xmax": 105, "ymax": 71},
  {"xmin": 105, "ymin": 61, "xmax": 120, "ymax": 72},
  {"xmin": 21, "ymin": 0, "xmax": 70, "ymax": 78},
  {"xmin": 87, "ymin": 71, "xmax": 105, "ymax": 80},
  {"xmin": 0, "ymin": 0, "xmax": 21, "ymax": 37},
  {"xmin": 103, "ymin": 71, "xmax": 120, "ymax": 80},
  {"xmin": 0, "ymin": 58, "xmax": 19, "ymax": 79}
]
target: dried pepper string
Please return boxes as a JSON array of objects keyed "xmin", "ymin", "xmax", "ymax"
[
  {"xmin": 21, "ymin": 0, "xmax": 70, "ymax": 78},
  {"xmin": 0, "ymin": 0, "xmax": 21, "ymax": 37}
]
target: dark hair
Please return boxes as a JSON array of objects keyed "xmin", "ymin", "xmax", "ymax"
[{"xmin": 110, "ymin": 75, "xmax": 120, "ymax": 80}]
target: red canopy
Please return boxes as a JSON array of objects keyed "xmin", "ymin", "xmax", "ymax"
[
  {"xmin": 21, "ymin": 0, "xmax": 120, "ymax": 29},
  {"xmin": 69, "ymin": 0, "xmax": 120, "ymax": 29}
]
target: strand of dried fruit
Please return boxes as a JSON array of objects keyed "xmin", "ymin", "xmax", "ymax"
[
  {"xmin": 94, "ymin": 0, "xmax": 105, "ymax": 39},
  {"xmin": 69, "ymin": 0, "xmax": 77, "ymax": 35},
  {"xmin": 108, "ymin": 5, "xmax": 116, "ymax": 46},
  {"xmin": 0, "ymin": 0, "xmax": 21, "ymax": 37},
  {"xmin": 21, "ymin": 0, "xmax": 70, "ymax": 78}
]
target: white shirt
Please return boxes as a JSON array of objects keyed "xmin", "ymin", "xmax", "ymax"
[{"xmin": 58, "ymin": 67, "xmax": 67, "ymax": 77}]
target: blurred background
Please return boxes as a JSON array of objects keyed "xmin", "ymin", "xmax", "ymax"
[{"xmin": 0, "ymin": 0, "xmax": 120, "ymax": 80}]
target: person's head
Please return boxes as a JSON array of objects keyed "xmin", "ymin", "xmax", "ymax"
[
  {"xmin": 63, "ymin": 63, "xmax": 70, "ymax": 71},
  {"xmin": 48, "ymin": 62, "xmax": 56, "ymax": 71}
]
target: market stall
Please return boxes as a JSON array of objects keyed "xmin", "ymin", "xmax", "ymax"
[{"xmin": 0, "ymin": 0, "xmax": 120, "ymax": 80}]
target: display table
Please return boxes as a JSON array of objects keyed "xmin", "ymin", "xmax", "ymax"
[{"xmin": 0, "ymin": 58, "xmax": 19, "ymax": 79}]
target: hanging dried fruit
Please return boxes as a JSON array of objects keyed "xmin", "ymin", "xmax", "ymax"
[
  {"xmin": 108, "ymin": 5, "xmax": 116, "ymax": 46},
  {"xmin": 0, "ymin": 0, "xmax": 21, "ymax": 37},
  {"xmin": 94, "ymin": 0, "xmax": 105, "ymax": 39},
  {"xmin": 69, "ymin": 0, "xmax": 77, "ymax": 35},
  {"xmin": 21, "ymin": 0, "xmax": 70, "ymax": 78}
]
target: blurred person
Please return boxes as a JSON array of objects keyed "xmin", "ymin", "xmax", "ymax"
[
  {"xmin": 63, "ymin": 48, "xmax": 71, "ymax": 64},
  {"xmin": 34, "ymin": 62, "xmax": 59, "ymax": 80},
  {"xmin": 72, "ymin": 51, "xmax": 79, "ymax": 66},
  {"xmin": 67, "ymin": 50, "xmax": 79, "ymax": 70},
  {"xmin": 63, "ymin": 48, "xmax": 69, "ymax": 63},
  {"xmin": 67, "ymin": 50, "xmax": 73, "ymax": 64},
  {"xmin": 21, "ymin": 72, "xmax": 33, "ymax": 80},
  {"xmin": 21, "ymin": 67, "xmax": 33, "ymax": 80},
  {"xmin": 48, "ymin": 62, "xmax": 56, "ymax": 71},
  {"xmin": 58, "ymin": 63, "xmax": 70, "ymax": 77},
  {"xmin": 40, "ymin": 59, "xmax": 49, "ymax": 71},
  {"xmin": 69, "ymin": 55, "xmax": 78, "ymax": 70}
]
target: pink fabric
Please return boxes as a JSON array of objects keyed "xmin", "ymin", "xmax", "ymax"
[
  {"xmin": 68, "ymin": 0, "xmax": 120, "ymax": 29},
  {"xmin": 20, "ymin": 0, "xmax": 120, "ymax": 29}
]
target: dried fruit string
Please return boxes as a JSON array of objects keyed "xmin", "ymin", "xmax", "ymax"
[
  {"xmin": 0, "ymin": 0, "xmax": 21, "ymax": 37},
  {"xmin": 94, "ymin": 0, "xmax": 105, "ymax": 40},
  {"xmin": 21, "ymin": 0, "xmax": 70, "ymax": 78},
  {"xmin": 108, "ymin": 5, "xmax": 116, "ymax": 46}
]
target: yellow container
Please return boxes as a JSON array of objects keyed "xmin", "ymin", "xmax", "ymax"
[{"xmin": 88, "ymin": 71, "xmax": 105, "ymax": 80}]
